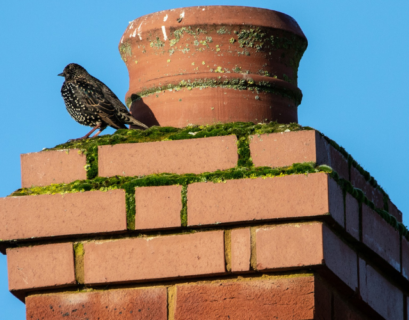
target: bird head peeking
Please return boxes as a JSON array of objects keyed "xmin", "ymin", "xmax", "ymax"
[{"xmin": 58, "ymin": 63, "xmax": 88, "ymax": 81}]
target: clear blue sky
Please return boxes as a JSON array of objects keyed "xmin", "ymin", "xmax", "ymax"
[{"xmin": 1, "ymin": 1, "xmax": 408, "ymax": 318}]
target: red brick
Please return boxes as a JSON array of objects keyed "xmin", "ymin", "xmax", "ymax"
[
  {"xmin": 249, "ymin": 130, "xmax": 349, "ymax": 180},
  {"xmin": 322, "ymin": 225, "xmax": 358, "ymax": 290},
  {"xmin": 334, "ymin": 293, "xmax": 370, "ymax": 320},
  {"xmin": 359, "ymin": 258, "xmax": 403, "ymax": 320},
  {"xmin": 250, "ymin": 130, "xmax": 320, "ymax": 167},
  {"xmin": 315, "ymin": 277, "xmax": 332, "ymax": 320},
  {"xmin": 329, "ymin": 145, "xmax": 349, "ymax": 181},
  {"xmin": 388, "ymin": 200, "xmax": 403, "ymax": 223},
  {"xmin": 231, "ymin": 228, "xmax": 250, "ymax": 272},
  {"xmin": 188, "ymin": 172, "xmax": 344, "ymax": 227},
  {"xmin": 135, "ymin": 185, "xmax": 182, "ymax": 230},
  {"xmin": 98, "ymin": 135, "xmax": 238, "ymax": 177},
  {"xmin": 7, "ymin": 243, "xmax": 75, "ymax": 291},
  {"xmin": 21, "ymin": 149, "xmax": 87, "ymax": 188},
  {"xmin": 362, "ymin": 204, "xmax": 400, "ymax": 271},
  {"xmin": 350, "ymin": 166, "xmax": 384, "ymax": 209},
  {"xmin": 402, "ymin": 238, "xmax": 409, "ymax": 280},
  {"xmin": 26, "ymin": 287, "xmax": 167, "ymax": 319},
  {"xmin": 0, "ymin": 190, "xmax": 127, "ymax": 241},
  {"xmin": 174, "ymin": 275, "xmax": 315, "ymax": 320},
  {"xmin": 256, "ymin": 222, "xmax": 358, "ymax": 290},
  {"xmin": 346, "ymin": 193, "xmax": 360, "ymax": 240},
  {"xmin": 84, "ymin": 231, "xmax": 225, "ymax": 285}
]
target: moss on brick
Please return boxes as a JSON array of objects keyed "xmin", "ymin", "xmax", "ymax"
[
  {"xmin": 330, "ymin": 171, "xmax": 406, "ymax": 240},
  {"xmin": 181, "ymin": 185, "xmax": 188, "ymax": 227},
  {"xmin": 42, "ymin": 122, "xmax": 305, "ymax": 180},
  {"xmin": 11, "ymin": 121, "xmax": 403, "ymax": 240},
  {"xmin": 73, "ymin": 242, "xmax": 85, "ymax": 284}
]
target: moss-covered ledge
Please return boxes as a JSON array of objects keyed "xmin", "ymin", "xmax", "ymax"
[
  {"xmin": 10, "ymin": 162, "xmax": 328, "ymax": 230},
  {"xmin": 8, "ymin": 162, "xmax": 407, "ymax": 241},
  {"xmin": 43, "ymin": 122, "xmax": 305, "ymax": 179},
  {"xmin": 41, "ymin": 121, "xmax": 389, "ymax": 205},
  {"xmin": 10, "ymin": 121, "xmax": 400, "ymax": 236}
]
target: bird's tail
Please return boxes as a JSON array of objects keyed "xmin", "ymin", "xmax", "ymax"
[{"xmin": 125, "ymin": 114, "xmax": 149, "ymax": 129}]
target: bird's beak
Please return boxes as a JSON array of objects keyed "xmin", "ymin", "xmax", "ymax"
[{"xmin": 58, "ymin": 72, "xmax": 64, "ymax": 77}]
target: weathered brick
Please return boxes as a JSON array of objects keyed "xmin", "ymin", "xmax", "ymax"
[
  {"xmin": 359, "ymin": 258, "xmax": 403, "ymax": 320},
  {"xmin": 350, "ymin": 166, "xmax": 384, "ymax": 209},
  {"xmin": 362, "ymin": 204, "xmax": 400, "ymax": 271},
  {"xmin": 315, "ymin": 276, "xmax": 332, "ymax": 320},
  {"xmin": 328, "ymin": 145, "xmax": 349, "ymax": 181},
  {"xmin": 334, "ymin": 293, "xmax": 370, "ymax": 320},
  {"xmin": 98, "ymin": 135, "xmax": 238, "ymax": 177},
  {"xmin": 322, "ymin": 225, "xmax": 358, "ymax": 290},
  {"xmin": 346, "ymin": 193, "xmax": 360, "ymax": 240},
  {"xmin": 231, "ymin": 228, "xmax": 251, "ymax": 272},
  {"xmin": 84, "ymin": 231, "xmax": 225, "ymax": 285},
  {"xmin": 135, "ymin": 185, "xmax": 182, "ymax": 230},
  {"xmin": 188, "ymin": 172, "xmax": 344, "ymax": 227},
  {"xmin": 26, "ymin": 287, "xmax": 167, "ymax": 319},
  {"xmin": 21, "ymin": 149, "xmax": 87, "ymax": 188},
  {"xmin": 402, "ymin": 238, "xmax": 409, "ymax": 280},
  {"xmin": 249, "ymin": 130, "xmax": 349, "ymax": 180},
  {"xmin": 256, "ymin": 222, "xmax": 358, "ymax": 290},
  {"xmin": 0, "ymin": 190, "xmax": 127, "ymax": 241},
  {"xmin": 388, "ymin": 199, "xmax": 403, "ymax": 223},
  {"xmin": 250, "ymin": 130, "xmax": 319, "ymax": 167},
  {"xmin": 7, "ymin": 243, "xmax": 75, "ymax": 291},
  {"xmin": 174, "ymin": 275, "xmax": 315, "ymax": 320}
]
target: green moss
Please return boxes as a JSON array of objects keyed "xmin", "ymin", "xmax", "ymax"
[
  {"xmin": 217, "ymin": 27, "xmax": 229, "ymax": 34},
  {"xmin": 133, "ymin": 78, "xmax": 303, "ymax": 105},
  {"xmin": 119, "ymin": 42, "xmax": 132, "ymax": 62},
  {"xmin": 11, "ymin": 162, "xmax": 326, "ymax": 229},
  {"xmin": 329, "ymin": 171, "xmax": 407, "ymax": 239},
  {"xmin": 12, "ymin": 120, "xmax": 400, "ymax": 240},
  {"xmin": 168, "ymin": 26, "xmax": 207, "ymax": 48},
  {"xmin": 181, "ymin": 185, "xmax": 188, "ymax": 227},
  {"xmin": 237, "ymin": 28, "xmax": 266, "ymax": 50},
  {"xmin": 321, "ymin": 133, "xmax": 389, "ymax": 209},
  {"xmin": 150, "ymin": 37, "xmax": 165, "ymax": 48},
  {"xmin": 73, "ymin": 242, "xmax": 84, "ymax": 284}
]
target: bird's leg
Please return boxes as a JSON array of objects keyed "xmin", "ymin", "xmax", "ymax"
[
  {"xmin": 68, "ymin": 124, "xmax": 102, "ymax": 141},
  {"xmin": 91, "ymin": 126, "xmax": 107, "ymax": 138}
]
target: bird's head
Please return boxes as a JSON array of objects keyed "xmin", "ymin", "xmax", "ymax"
[{"xmin": 58, "ymin": 63, "xmax": 88, "ymax": 81}]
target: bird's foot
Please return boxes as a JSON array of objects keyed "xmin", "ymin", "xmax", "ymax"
[{"xmin": 67, "ymin": 136, "xmax": 88, "ymax": 142}]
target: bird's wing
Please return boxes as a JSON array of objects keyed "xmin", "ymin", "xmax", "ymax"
[
  {"xmin": 90, "ymin": 76, "xmax": 130, "ymax": 113},
  {"xmin": 90, "ymin": 76, "xmax": 149, "ymax": 129},
  {"xmin": 72, "ymin": 79, "xmax": 127, "ymax": 129}
]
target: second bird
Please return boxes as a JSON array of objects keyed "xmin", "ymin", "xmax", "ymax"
[{"xmin": 58, "ymin": 63, "xmax": 148, "ymax": 140}]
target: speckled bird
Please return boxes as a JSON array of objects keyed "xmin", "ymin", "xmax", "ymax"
[{"xmin": 58, "ymin": 63, "xmax": 148, "ymax": 140}]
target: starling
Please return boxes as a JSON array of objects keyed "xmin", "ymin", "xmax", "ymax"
[{"xmin": 58, "ymin": 63, "xmax": 148, "ymax": 140}]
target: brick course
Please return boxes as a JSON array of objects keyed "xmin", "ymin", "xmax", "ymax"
[
  {"xmin": 346, "ymin": 193, "xmax": 360, "ymax": 240},
  {"xmin": 362, "ymin": 204, "xmax": 400, "ymax": 271},
  {"xmin": 249, "ymin": 130, "xmax": 349, "ymax": 180},
  {"xmin": 83, "ymin": 231, "xmax": 225, "ymax": 285},
  {"xmin": 256, "ymin": 222, "xmax": 358, "ymax": 290},
  {"xmin": 188, "ymin": 172, "xmax": 344, "ymax": 226},
  {"xmin": 359, "ymin": 258, "xmax": 403, "ymax": 320},
  {"xmin": 21, "ymin": 149, "xmax": 87, "ymax": 188},
  {"xmin": 350, "ymin": 166, "xmax": 384, "ymax": 209},
  {"xmin": 174, "ymin": 275, "xmax": 315, "ymax": 320},
  {"xmin": 26, "ymin": 287, "xmax": 167, "ymax": 319},
  {"xmin": 0, "ymin": 190, "xmax": 127, "ymax": 241},
  {"xmin": 7, "ymin": 243, "xmax": 75, "ymax": 291},
  {"xmin": 402, "ymin": 238, "xmax": 409, "ymax": 280},
  {"xmin": 98, "ymin": 135, "xmax": 238, "ymax": 177}
]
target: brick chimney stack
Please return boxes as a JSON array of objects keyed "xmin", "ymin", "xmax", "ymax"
[{"xmin": 0, "ymin": 6, "xmax": 406, "ymax": 320}]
